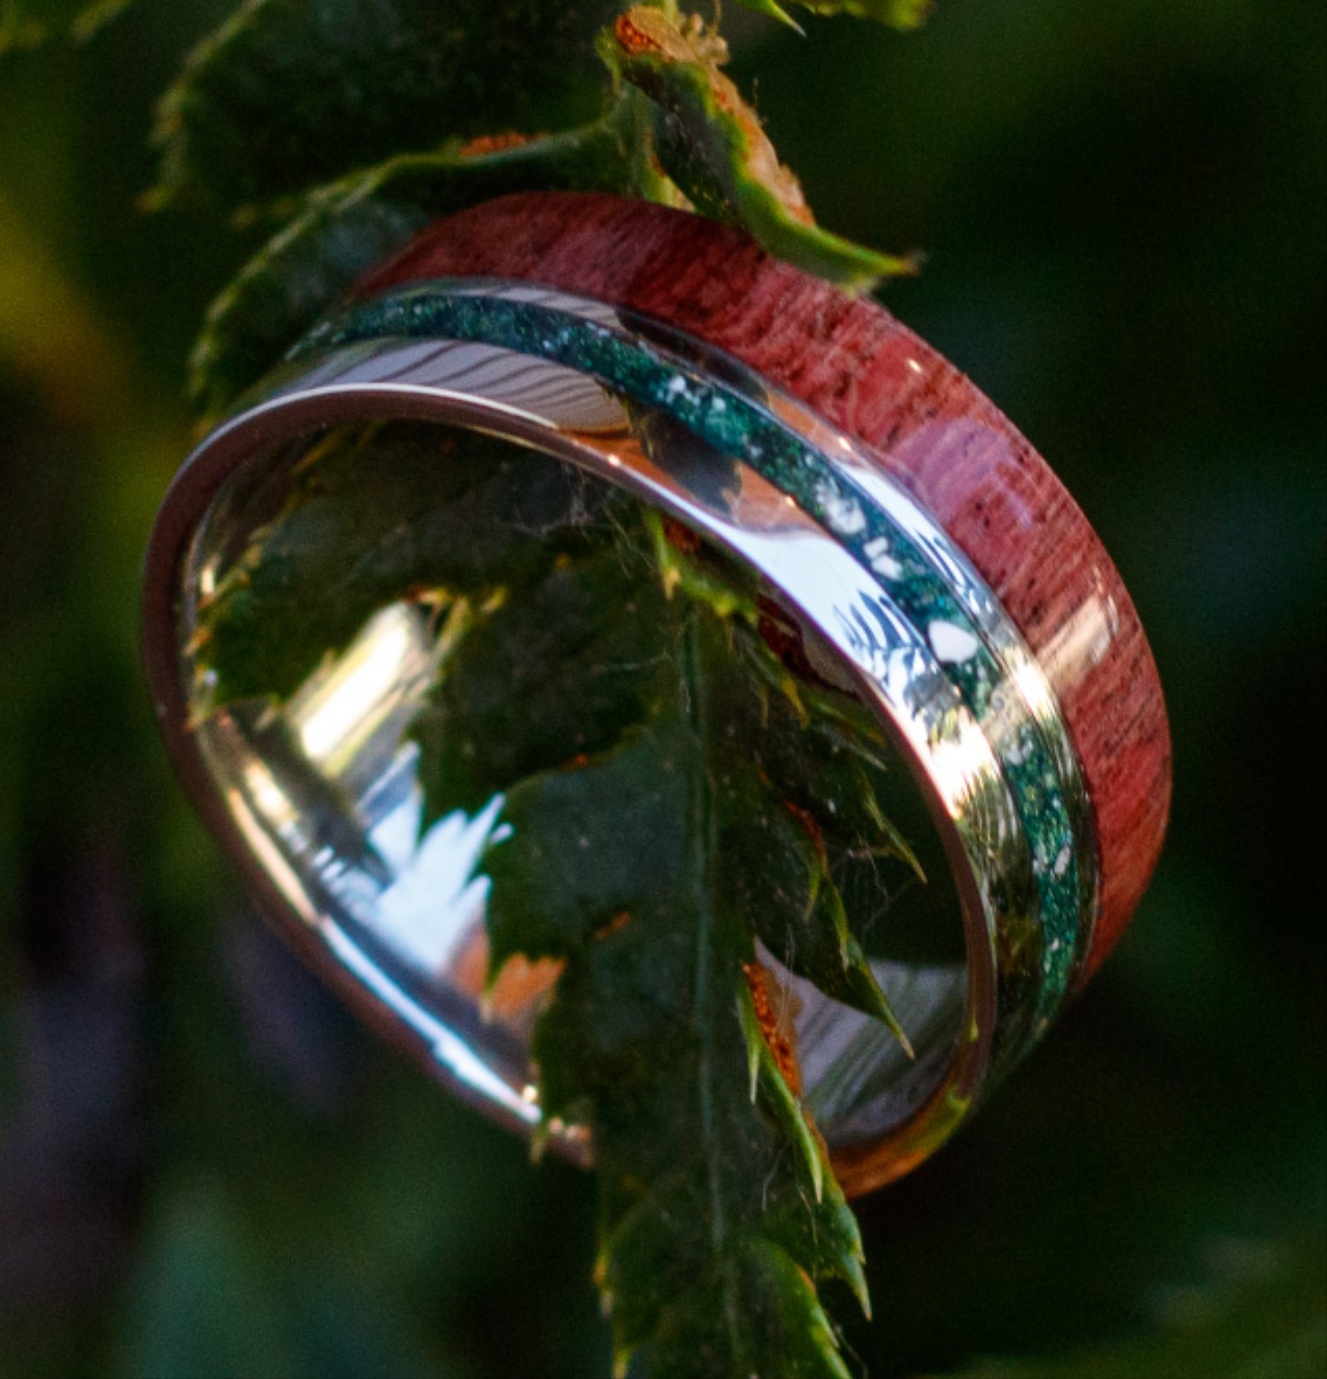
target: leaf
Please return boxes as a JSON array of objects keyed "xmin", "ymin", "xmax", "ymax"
[
  {"xmin": 599, "ymin": 7, "xmax": 918, "ymax": 290},
  {"xmin": 472, "ymin": 525, "xmax": 902, "ymax": 1376},
  {"xmin": 496, "ymin": 627, "xmax": 870, "ymax": 1378},
  {"xmin": 723, "ymin": 771, "xmax": 915, "ymax": 1054},
  {"xmin": 733, "ymin": 0, "xmax": 932, "ymax": 29},
  {"xmin": 645, "ymin": 513, "xmax": 923, "ymax": 883},
  {"xmin": 481, "ymin": 723, "xmax": 691, "ymax": 977},
  {"xmin": 785, "ymin": 0, "xmax": 932, "ymax": 29},
  {"xmin": 150, "ymin": 0, "xmax": 624, "ymax": 210},
  {"xmin": 729, "ymin": 0, "xmax": 806, "ymax": 35},
  {"xmin": 190, "ymin": 122, "xmax": 632, "ymax": 420},
  {"xmin": 0, "ymin": 0, "xmax": 128, "ymax": 54},
  {"xmin": 191, "ymin": 436, "xmax": 921, "ymax": 1377},
  {"xmin": 737, "ymin": 972, "xmax": 825, "ymax": 1202},
  {"xmin": 192, "ymin": 422, "xmax": 615, "ymax": 708},
  {"xmin": 179, "ymin": 2, "xmax": 932, "ymax": 420},
  {"xmin": 643, "ymin": 1239, "xmax": 855, "ymax": 1379},
  {"xmin": 412, "ymin": 538, "xmax": 669, "ymax": 825}
]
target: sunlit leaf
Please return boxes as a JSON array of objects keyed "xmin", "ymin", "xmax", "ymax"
[{"xmin": 599, "ymin": 7, "xmax": 917, "ymax": 290}]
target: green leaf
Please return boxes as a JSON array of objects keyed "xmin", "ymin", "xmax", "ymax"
[
  {"xmin": 150, "ymin": 0, "xmax": 623, "ymax": 210},
  {"xmin": 786, "ymin": 0, "xmax": 932, "ymax": 29},
  {"xmin": 600, "ymin": 7, "xmax": 917, "ymax": 290},
  {"xmin": 644, "ymin": 511, "xmax": 924, "ymax": 887},
  {"xmin": 734, "ymin": 0, "xmax": 932, "ymax": 30},
  {"xmin": 179, "ymin": 4, "xmax": 931, "ymax": 421},
  {"xmin": 412, "ymin": 539, "xmax": 669, "ymax": 824},
  {"xmin": 475, "ymin": 540, "xmax": 889, "ymax": 1377},
  {"xmin": 643, "ymin": 507, "xmax": 761, "ymax": 626},
  {"xmin": 729, "ymin": 0, "xmax": 806, "ymax": 35},
  {"xmin": 498, "ymin": 654, "xmax": 867, "ymax": 1377},
  {"xmin": 192, "ymin": 422, "xmax": 613, "ymax": 708},
  {"xmin": 0, "ymin": 0, "xmax": 128, "ymax": 54},
  {"xmin": 644, "ymin": 1238, "xmax": 854, "ymax": 1379},
  {"xmin": 191, "ymin": 434, "xmax": 921, "ymax": 1378},
  {"xmin": 724, "ymin": 772, "xmax": 915, "ymax": 1054},
  {"xmin": 190, "ymin": 122, "xmax": 632, "ymax": 420},
  {"xmin": 737, "ymin": 974, "xmax": 825, "ymax": 1203},
  {"xmin": 482, "ymin": 724, "xmax": 692, "ymax": 977}
]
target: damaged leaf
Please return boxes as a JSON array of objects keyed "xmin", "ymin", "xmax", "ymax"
[{"xmin": 600, "ymin": 7, "xmax": 917, "ymax": 290}]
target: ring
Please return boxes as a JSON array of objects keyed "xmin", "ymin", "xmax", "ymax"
[{"xmin": 143, "ymin": 192, "xmax": 1170, "ymax": 1194}]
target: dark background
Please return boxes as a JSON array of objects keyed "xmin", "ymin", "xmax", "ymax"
[{"xmin": 1, "ymin": 1, "xmax": 1323, "ymax": 1375}]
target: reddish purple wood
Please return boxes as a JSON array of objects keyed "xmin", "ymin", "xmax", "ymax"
[{"xmin": 358, "ymin": 192, "xmax": 1171, "ymax": 976}]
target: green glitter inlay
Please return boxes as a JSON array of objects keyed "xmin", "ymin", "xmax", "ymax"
[{"xmin": 295, "ymin": 290, "xmax": 1087, "ymax": 1051}]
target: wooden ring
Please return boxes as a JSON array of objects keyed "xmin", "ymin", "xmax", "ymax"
[
  {"xmin": 360, "ymin": 192, "xmax": 1171, "ymax": 982},
  {"xmin": 144, "ymin": 192, "xmax": 1171, "ymax": 1193}
]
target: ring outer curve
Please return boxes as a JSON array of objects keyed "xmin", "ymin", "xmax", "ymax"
[
  {"xmin": 148, "ymin": 281, "xmax": 1080, "ymax": 1201},
  {"xmin": 356, "ymin": 191, "xmax": 1171, "ymax": 983}
]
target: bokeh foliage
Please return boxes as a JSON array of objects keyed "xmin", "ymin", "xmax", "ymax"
[{"xmin": 1, "ymin": 2, "xmax": 1324, "ymax": 1376}]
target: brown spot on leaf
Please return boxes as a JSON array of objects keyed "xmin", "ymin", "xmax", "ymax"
[
  {"xmin": 459, "ymin": 132, "xmax": 542, "ymax": 158},
  {"xmin": 593, "ymin": 911, "xmax": 631, "ymax": 941},
  {"xmin": 614, "ymin": 12, "xmax": 664, "ymax": 57},
  {"xmin": 662, "ymin": 516, "xmax": 702, "ymax": 554},
  {"xmin": 781, "ymin": 799, "xmax": 827, "ymax": 865},
  {"xmin": 487, "ymin": 954, "xmax": 565, "ymax": 1020},
  {"xmin": 743, "ymin": 961, "xmax": 803, "ymax": 1098}
]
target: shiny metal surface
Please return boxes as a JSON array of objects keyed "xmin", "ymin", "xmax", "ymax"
[
  {"xmin": 143, "ymin": 280, "xmax": 1098, "ymax": 1187},
  {"xmin": 441, "ymin": 282, "xmax": 1099, "ymax": 982},
  {"xmin": 294, "ymin": 283, "xmax": 1093, "ymax": 1038}
]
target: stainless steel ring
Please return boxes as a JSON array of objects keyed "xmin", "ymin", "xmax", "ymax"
[{"xmin": 143, "ymin": 279, "xmax": 1097, "ymax": 1189}]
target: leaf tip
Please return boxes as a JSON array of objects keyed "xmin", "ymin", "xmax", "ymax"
[
  {"xmin": 860, "ymin": 968, "xmax": 916, "ymax": 1060},
  {"xmin": 751, "ymin": 0, "xmax": 807, "ymax": 36},
  {"xmin": 845, "ymin": 1253, "xmax": 872, "ymax": 1320},
  {"xmin": 807, "ymin": 1124, "xmax": 825, "ymax": 1202}
]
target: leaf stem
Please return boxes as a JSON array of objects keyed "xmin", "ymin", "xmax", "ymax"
[{"xmin": 681, "ymin": 611, "xmax": 746, "ymax": 1370}]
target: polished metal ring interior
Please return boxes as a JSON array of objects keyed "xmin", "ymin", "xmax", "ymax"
[{"xmin": 143, "ymin": 280, "xmax": 1098, "ymax": 1187}]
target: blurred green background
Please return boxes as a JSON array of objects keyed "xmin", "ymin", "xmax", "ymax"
[{"xmin": 1, "ymin": 2, "xmax": 1323, "ymax": 1375}]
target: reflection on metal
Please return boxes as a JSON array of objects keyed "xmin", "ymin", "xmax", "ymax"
[
  {"xmin": 196, "ymin": 626, "xmax": 545, "ymax": 1129},
  {"xmin": 289, "ymin": 603, "xmax": 429, "ymax": 773},
  {"xmin": 799, "ymin": 960, "xmax": 967, "ymax": 1141},
  {"xmin": 265, "ymin": 334, "xmax": 630, "ymax": 435},
  {"xmin": 928, "ymin": 718, "xmax": 1007, "ymax": 825},
  {"xmin": 241, "ymin": 756, "xmax": 296, "ymax": 832},
  {"xmin": 145, "ymin": 277, "xmax": 1102, "ymax": 1189},
  {"xmin": 233, "ymin": 602, "xmax": 516, "ymax": 994},
  {"xmin": 321, "ymin": 919, "xmax": 541, "ymax": 1128},
  {"xmin": 370, "ymin": 792, "xmax": 504, "ymax": 976}
]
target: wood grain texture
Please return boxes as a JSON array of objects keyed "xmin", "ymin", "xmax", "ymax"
[{"xmin": 357, "ymin": 191, "xmax": 1171, "ymax": 978}]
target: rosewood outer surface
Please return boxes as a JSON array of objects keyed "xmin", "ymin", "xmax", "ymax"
[{"xmin": 358, "ymin": 191, "xmax": 1171, "ymax": 977}]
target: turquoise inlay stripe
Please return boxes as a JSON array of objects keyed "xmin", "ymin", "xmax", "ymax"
[{"xmin": 296, "ymin": 290, "xmax": 1086, "ymax": 1036}]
